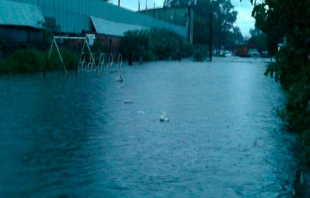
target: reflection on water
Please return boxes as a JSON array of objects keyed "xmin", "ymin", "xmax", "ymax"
[{"xmin": 0, "ymin": 58, "xmax": 298, "ymax": 197}]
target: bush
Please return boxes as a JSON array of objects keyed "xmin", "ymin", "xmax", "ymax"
[
  {"xmin": 265, "ymin": 41, "xmax": 310, "ymax": 160},
  {"xmin": 3, "ymin": 49, "xmax": 45, "ymax": 73},
  {"xmin": 0, "ymin": 58, "xmax": 8, "ymax": 74},
  {"xmin": 193, "ymin": 45, "xmax": 208, "ymax": 62},
  {"xmin": 121, "ymin": 28, "xmax": 192, "ymax": 61},
  {"xmin": 45, "ymin": 48, "xmax": 79, "ymax": 71},
  {"xmin": 0, "ymin": 47, "xmax": 79, "ymax": 74}
]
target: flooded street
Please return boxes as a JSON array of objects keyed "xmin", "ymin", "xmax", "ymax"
[{"xmin": 0, "ymin": 57, "xmax": 298, "ymax": 197}]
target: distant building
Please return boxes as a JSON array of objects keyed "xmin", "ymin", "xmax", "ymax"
[
  {"xmin": 139, "ymin": 6, "xmax": 194, "ymax": 43},
  {"xmin": 1, "ymin": 0, "xmax": 186, "ymax": 38}
]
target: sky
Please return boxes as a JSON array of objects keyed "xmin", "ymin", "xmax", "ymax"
[{"xmin": 109, "ymin": 0, "xmax": 255, "ymax": 37}]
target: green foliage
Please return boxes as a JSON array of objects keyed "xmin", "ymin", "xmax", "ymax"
[
  {"xmin": 193, "ymin": 45, "xmax": 208, "ymax": 62},
  {"xmin": 253, "ymin": 0, "xmax": 310, "ymax": 158},
  {"xmin": 0, "ymin": 58, "xmax": 8, "ymax": 74},
  {"xmin": 38, "ymin": 21, "xmax": 53, "ymax": 42},
  {"xmin": 193, "ymin": 17, "xmax": 210, "ymax": 45},
  {"xmin": 266, "ymin": 34, "xmax": 278, "ymax": 57},
  {"xmin": 0, "ymin": 48, "xmax": 78, "ymax": 74},
  {"xmin": 46, "ymin": 49, "xmax": 79, "ymax": 71},
  {"xmin": 121, "ymin": 28, "xmax": 192, "ymax": 61},
  {"xmin": 248, "ymin": 30, "xmax": 267, "ymax": 53},
  {"xmin": 121, "ymin": 29, "xmax": 153, "ymax": 61},
  {"xmin": 164, "ymin": 0, "xmax": 240, "ymax": 50},
  {"xmin": 2, "ymin": 49, "xmax": 45, "ymax": 73}
]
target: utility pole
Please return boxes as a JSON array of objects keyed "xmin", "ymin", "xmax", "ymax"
[
  {"xmin": 217, "ymin": 17, "xmax": 220, "ymax": 56},
  {"xmin": 210, "ymin": 12, "xmax": 212, "ymax": 61},
  {"xmin": 187, "ymin": 5, "xmax": 191, "ymax": 43}
]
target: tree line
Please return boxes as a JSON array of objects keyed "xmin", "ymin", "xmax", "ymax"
[{"xmin": 164, "ymin": 0, "xmax": 243, "ymax": 53}]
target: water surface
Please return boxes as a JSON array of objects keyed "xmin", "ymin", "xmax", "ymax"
[{"xmin": 0, "ymin": 57, "xmax": 297, "ymax": 197}]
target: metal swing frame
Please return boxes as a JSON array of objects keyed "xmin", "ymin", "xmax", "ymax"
[{"xmin": 43, "ymin": 36, "xmax": 94, "ymax": 78}]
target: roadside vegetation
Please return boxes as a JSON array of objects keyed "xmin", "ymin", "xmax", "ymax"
[
  {"xmin": 192, "ymin": 45, "xmax": 209, "ymax": 62},
  {"xmin": 0, "ymin": 28, "xmax": 192, "ymax": 75},
  {"xmin": 0, "ymin": 48, "xmax": 79, "ymax": 75},
  {"xmin": 121, "ymin": 28, "xmax": 192, "ymax": 61},
  {"xmin": 164, "ymin": 0, "xmax": 243, "ymax": 53},
  {"xmin": 249, "ymin": 0, "xmax": 310, "ymax": 162}
]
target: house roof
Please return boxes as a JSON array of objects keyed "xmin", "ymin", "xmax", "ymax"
[
  {"xmin": 90, "ymin": 16, "xmax": 148, "ymax": 37},
  {"xmin": 0, "ymin": 0, "xmax": 45, "ymax": 29}
]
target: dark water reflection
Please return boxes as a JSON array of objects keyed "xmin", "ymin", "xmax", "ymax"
[{"xmin": 0, "ymin": 57, "xmax": 298, "ymax": 197}]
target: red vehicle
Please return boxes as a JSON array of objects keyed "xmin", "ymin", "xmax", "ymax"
[{"xmin": 236, "ymin": 45, "xmax": 256, "ymax": 57}]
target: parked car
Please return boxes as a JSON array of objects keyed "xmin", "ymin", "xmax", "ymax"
[
  {"xmin": 260, "ymin": 51, "xmax": 269, "ymax": 57},
  {"xmin": 224, "ymin": 51, "xmax": 232, "ymax": 57},
  {"xmin": 247, "ymin": 49, "xmax": 260, "ymax": 57}
]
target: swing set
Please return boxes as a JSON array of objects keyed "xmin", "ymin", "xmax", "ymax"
[
  {"xmin": 43, "ymin": 36, "xmax": 123, "ymax": 80},
  {"xmin": 43, "ymin": 36, "xmax": 94, "ymax": 78}
]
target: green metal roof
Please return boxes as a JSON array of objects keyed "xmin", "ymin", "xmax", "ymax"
[
  {"xmin": 91, "ymin": 16, "xmax": 147, "ymax": 37},
  {"xmin": 0, "ymin": 0, "xmax": 45, "ymax": 29}
]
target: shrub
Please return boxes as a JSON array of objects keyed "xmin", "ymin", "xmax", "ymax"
[
  {"xmin": 265, "ymin": 41, "xmax": 310, "ymax": 160},
  {"xmin": 0, "ymin": 58, "xmax": 8, "ymax": 74},
  {"xmin": 121, "ymin": 28, "xmax": 192, "ymax": 61},
  {"xmin": 193, "ymin": 45, "xmax": 208, "ymax": 62},
  {"xmin": 4, "ymin": 49, "xmax": 45, "ymax": 73},
  {"xmin": 45, "ymin": 48, "xmax": 79, "ymax": 71},
  {"xmin": 0, "ymin": 47, "xmax": 79, "ymax": 74}
]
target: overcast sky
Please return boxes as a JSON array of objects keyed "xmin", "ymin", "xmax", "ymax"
[{"xmin": 110, "ymin": 0, "xmax": 255, "ymax": 36}]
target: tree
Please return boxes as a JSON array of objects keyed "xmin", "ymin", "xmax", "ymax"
[
  {"xmin": 224, "ymin": 26, "xmax": 243, "ymax": 50},
  {"xmin": 193, "ymin": 15, "xmax": 209, "ymax": 45},
  {"xmin": 163, "ymin": 0, "xmax": 196, "ymax": 7},
  {"xmin": 164, "ymin": 0, "xmax": 238, "ymax": 51},
  {"xmin": 232, "ymin": 26, "xmax": 243, "ymax": 44},
  {"xmin": 249, "ymin": 27, "xmax": 260, "ymax": 37},
  {"xmin": 248, "ymin": 28, "xmax": 267, "ymax": 53},
  {"xmin": 248, "ymin": 0, "xmax": 310, "ymax": 159}
]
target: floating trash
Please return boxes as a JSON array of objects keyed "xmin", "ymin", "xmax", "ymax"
[
  {"xmin": 115, "ymin": 74, "xmax": 123, "ymax": 82},
  {"xmin": 160, "ymin": 111, "xmax": 169, "ymax": 122},
  {"xmin": 124, "ymin": 100, "xmax": 133, "ymax": 104}
]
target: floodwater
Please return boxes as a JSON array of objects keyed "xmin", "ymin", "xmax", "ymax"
[{"xmin": 0, "ymin": 57, "xmax": 298, "ymax": 197}]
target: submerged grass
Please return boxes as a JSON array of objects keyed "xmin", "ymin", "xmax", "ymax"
[{"xmin": 0, "ymin": 48, "xmax": 79, "ymax": 75}]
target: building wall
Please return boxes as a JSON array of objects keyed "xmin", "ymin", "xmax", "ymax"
[
  {"xmin": 6, "ymin": 0, "xmax": 186, "ymax": 38},
  {"xmin": 139, "ymin": 7, "xmax": 188, "ymax": 27},
  {"xmin": 0, "ymin": 26, "xmax": 43, "ymax": 43},
  {"xmin": 139, "ymin": 7, "xmax": 194, "ymax": 43}
]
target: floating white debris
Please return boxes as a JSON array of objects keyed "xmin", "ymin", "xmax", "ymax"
[
  {"xmin": 115, "ymin": 74, "xmax": 123, "ymax": 82},
  {"xmin": 138, "ymin": 111, "xmax": 145, "ymax": 114},
  {"xmin": 160, "ymin": 111, "xmax": 169, "ymax": 122}
]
